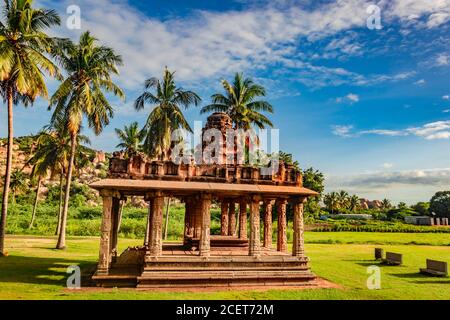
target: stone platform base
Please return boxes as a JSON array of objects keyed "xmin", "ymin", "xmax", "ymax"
[
  {"xmin": 137, "ymin": 256, "xmax": 316, "ymax": 288},
  {"xmin": 92, "ymin": 245, "xmax": 317, "ymax": 289}
]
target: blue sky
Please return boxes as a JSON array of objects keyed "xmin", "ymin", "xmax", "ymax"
[{"xmin": 1, "ymin": 0, "xmax": 450, "ymax": 204}]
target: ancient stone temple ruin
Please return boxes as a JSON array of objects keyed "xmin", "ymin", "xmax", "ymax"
[{"xmin": 90, "ymin": 112, "xmax": 319, "ymax": 288}]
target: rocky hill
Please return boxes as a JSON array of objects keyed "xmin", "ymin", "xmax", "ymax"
[
  {"xmin": 0, "ymin": 136, "xmax": 109, "ymax": 200},
  {"xmin": 359, "ymin": 198, "xmax": 383, "ymax": 210}
]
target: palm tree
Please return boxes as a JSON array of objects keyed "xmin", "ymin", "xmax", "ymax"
[
  {"xmin": 381, "ymin": 198, "xmax": 392, "ymax": 210},
  {"xmin": 27, "ymin": 123, "xmax": 90, "ymax": 230},
  {"xmin": 115, "ymin": 122, "xmax": 145, "ymax": 158},
  {"xmin": 28, "ymin": 175, "xmax": 42, "ymax": 229},
  {"xmin": 337, "ymin": 190, "xmax": 350, "ymax": 212},
  {"xmin": 398, "ymin": 202, "xmax": 408, "ymax": 210},
  {"xmin": 27, "ymin": 129, "xmax": 63, "ymax": 229},
  {"xmin": 9, "ymin": 169, "xmax": 28, "ymax": 205},
  {"xmin": 200, "ymin": 73, "xmax": 274, "ymax": 130},
  {"xmin": 49, "ymin": 31, "xmax": 124, "ymax": 249},
  {"xmin": 0, "ymin": 0, "xmax": 61, "ymax": 256},
  {"xmin": 135, "ymin": 67, "xmax": 201, "ymax": 159},
  {"xmin": 29, "ymin": 121, "xmax": 70, "ymax": 234},
  {"xmin": 349, "ymin": 195, "xmax": 360, "ymax": 212},
  {"xmin": 324, "ymin": 192, "xmax": 339, "ymax": 214}
]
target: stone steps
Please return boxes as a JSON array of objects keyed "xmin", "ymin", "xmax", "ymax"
[
  {"xmin": 92, "ymin": 274, "xmax": 138, "ymax": 287},
  {"xmin": 140, "ymin": 270, "xmax": 314, "ymax": 278},
  {"xmin": 137, "ymin": 269, "xmax": 316, "ymax": 288},
  {"xmin": 142, "ymin": 266, "xmax": 310, "ymax": 272},
  {"xmin": 92, "ymin": 258, "xmax": 316, "ymax": 288},
  {"xmin": 137, "ymin": 255, "xmax": 315, "ymax": 288}
]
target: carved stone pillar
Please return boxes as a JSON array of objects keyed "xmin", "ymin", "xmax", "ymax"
[
  {"xmin": 110, "ymin": 197, "xmax": 121, "ymax": 262},
  {"xmin": 263, "ymin": 200, "xmax": 274, "ymax": 248},
  {"xmin": 98, "ymin": 192, "xmax": 113, "ymax": 275},
  {"xmin": 277, "ymin": 199, "xmax": 288, "ymax": 253},
  {"xmin": 199, "ymin": 194, "xmax": 212, "ymax": 257},
  {"xmin": 220, "ymin": 201, "xmax": 229, "ymax": 236},
  {"xmin": 249, "ymin": 196, "xmax": 261, "ymax": 257},
  {"xmin": 238, "ymin": 200, "xmax": 247, "ymax": 239},
  {"xmin": 144, "ymin": 199, "xmax": 152, "ymax": 247},
  {"xmin": 228, "ymin": 202, "xmax": 236, "ymax": 236},
  {"xmin": 147, "ymin": 194, "xmax": 165, "ymax": 256},
  {"xmin": 293, "ymin": 197, "xmax": 307, "ymax": 257}
]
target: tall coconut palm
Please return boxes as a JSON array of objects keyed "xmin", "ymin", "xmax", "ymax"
[
  {"xmin": 200, "ymin": 73, "xmax": 274, "ymax": 130},
  {"xmin": 0, "ymin": 0, "xmax": 62, "ymax": 256},
  {"xmin": 9, "ymin": 169, "xmax": 28, "ymax": 205},
  {"xmin": 115, "ymin": 122, "xmax": 145, "ymax": 158},
  {"xmin": 381, "ymin": 198, "xmax": 392, "ymax": 210},
  {"xmin": 324, "ymin": 192, "xmax": 339, "ymax": 214},
  {"xmin": 28, "ymin": 174, "xmax": 42, "ymax": 229},
  {"xmin": 135, "ymin": 67, "xmax": 201, "ymax": 159},
  {"xmin": 28, "ymin": 129, "xmax": 63, "ymax": 229},
  {"xmin": 337, "ymin": 190, "xmax": 350, "ymax": 211},
  {"xmin": 27, "ymin": 123, "xmax": 90, "ymax": 230},
  {"xmin": 49, "ymin": 31, "xmax": 124, "ymax": 249},
  {"xmin": 349, "ymin": 195, "xmax": 360, "ymax": 212}
]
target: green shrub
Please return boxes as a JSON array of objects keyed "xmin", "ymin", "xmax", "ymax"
[
  {"xmin": 76, "ymin": 207, "xmax": 102, "ymax": 219},
  {"xmin": 69, "ymin": 194, "xmax": 87, "ymax": 208}
]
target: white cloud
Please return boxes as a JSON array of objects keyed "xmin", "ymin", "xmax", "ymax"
[
  {"xmin": 332, "ymin": 125, "xmax": 354, "ymax": 138},
  {"xmin": 333, "ymin": 120, "xmax": 450, "ymax": 140},
  {"xmin": 336, "ymin": 93, "xmax": 360, "ymax": 103},
  {"xmin": 386, "ymin": 0, "xmax": 450, "ymax": 28},
  {"xmin": 382, "ymin": 163, "xmax": 394, "ymax": 169},
  {"xmin": 408, "ymin": 121, "xmax": 450, "ymax": 140},
  {"xmin": 42, "ymin": 0, "xmax": 374, "ymax": 89},
  {"xmin": 326, "ymin": 167, "xmax": 450, "ymax": 203},
  {"xmin": 346, "ymin": 93, "xmax": 360, "ymax": 102},
  {"xmin": 427, "ymin": 12, "xmax": 450, "ymax": 28},
  {"xmin": 443, "ymin": 95, "xmax": 450, "ymax": 100},
  {"xmin": 443, "ymin": 109, "xmax": 450, "ymax": 113},
  {"xmin": 35, "ymin": 0, "xmax": 437, "ymax": 92},
  {"xmin": 360, "ymin": 129, "xmax": 407, "ymax": 137},
  {"xmin": 324, "ymin": 34, "xmax": 362, "ymax": 58},
  {"xmin": 414, "ymin": 79, "xmax": 426, "ymax": 86},
  {"xmin": 436, "ymin": 54, "xmax": 449, "ymax": 66}
]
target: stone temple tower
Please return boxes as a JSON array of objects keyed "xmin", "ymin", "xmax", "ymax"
[{"xmin": 202, "ymin": 112, "xmax": 234, "ymax": 165}]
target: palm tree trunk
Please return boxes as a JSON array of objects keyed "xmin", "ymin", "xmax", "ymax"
[
  {"xmin": 163, "ymin": 197, "xmax": 170, "ymax": 240},
  {"xmin": 55, "ymin": 170, "xmax": 64, "ymax": 235},
  {"xmin": 56, "ymin": 134, "xmax": 77, "ymax": 249},
  {"xmin": 29, "ymin": 178, "xmax": 42, "ymax": 229},
  {"xmin": 0, "ymin": 87, "xmax": 14, "ymax": 256}
]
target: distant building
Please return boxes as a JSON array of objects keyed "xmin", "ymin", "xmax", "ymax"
[{"xmin": 404, "ymin": 216, "xmax": 432, "ymax": 226}]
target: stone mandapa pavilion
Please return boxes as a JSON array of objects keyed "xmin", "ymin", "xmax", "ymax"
[{"xmin": 90, "ymin": 113, "xmax": 319, "ymax": 288}]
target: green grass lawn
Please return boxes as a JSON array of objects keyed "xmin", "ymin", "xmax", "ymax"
[{"xmin": 0, "ymin": 232, "xmax": 449, "ymax": 300}]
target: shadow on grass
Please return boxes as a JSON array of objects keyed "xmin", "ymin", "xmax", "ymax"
[
  {"xmin": 0, "ymin": 255, "xmax": 96, "ymax": 287},
  {"xmin": 345, "ymin": 260, "xmax": 384, "ymax": 267},
  {"xmin": 347, "ymin": 260, "xmax": 408, "ymax": 268},
  {"xmin": 392, "ymin": 272, "xmax": 450, "ymax": 284},
  {"xmin": 391, "ymin": 272, "xmax": 427, "ymax": 279}
]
